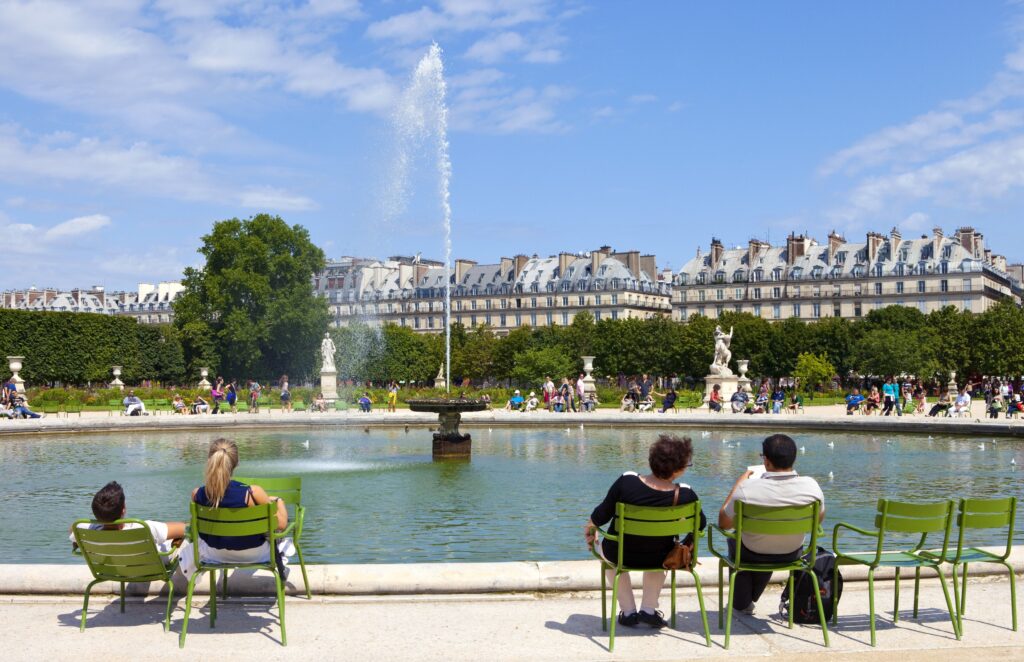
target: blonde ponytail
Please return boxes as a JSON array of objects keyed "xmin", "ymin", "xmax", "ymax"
[{"xmin": 204, "ymin": 438, "xmax": 239, "ymax": 507}]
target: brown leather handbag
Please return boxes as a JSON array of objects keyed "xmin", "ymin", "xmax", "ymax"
[{"xmin": 662, "ymin": 485, "xmax": 696, "ymax": 571}]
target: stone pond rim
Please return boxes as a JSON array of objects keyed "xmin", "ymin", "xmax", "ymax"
[{"xmin": 406, "ymin": 398, "xmax": 489, "ymax": 458}]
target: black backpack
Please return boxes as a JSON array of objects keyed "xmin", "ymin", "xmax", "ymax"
[{"xmin": 779, "ymin": 546, "xmax": 844, "ymax": 624}]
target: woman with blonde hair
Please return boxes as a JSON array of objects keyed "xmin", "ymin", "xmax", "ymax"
[{"xmin": 179, "ymin": 438, "xmax": 292, "ymax": 578}]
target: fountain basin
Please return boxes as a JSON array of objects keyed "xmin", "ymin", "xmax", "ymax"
[{"xmin": 406, "ymin": 399, "xmax": 488, "ymax": 458}]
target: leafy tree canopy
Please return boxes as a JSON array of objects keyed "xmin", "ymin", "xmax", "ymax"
[{"xmin": 173, "ymin": 214, "xmax": 330, "ymax": 382}]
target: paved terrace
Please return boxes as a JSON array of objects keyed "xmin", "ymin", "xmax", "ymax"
[
  {"xmin": 1, "ymin": 400, "xmax": 1023, "ymax": 437},
  {"xmin": 1, "ymin": 556, "xmax": 1020, "ymax": 661}
]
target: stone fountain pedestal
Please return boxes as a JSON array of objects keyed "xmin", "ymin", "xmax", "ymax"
[
  {"xmin": 407, "ymin": 399, "xmax": 488, "ymax": 459},
  {"xmin": 704, "ymin": 375, "xmax": 739, "ymax": 405}
]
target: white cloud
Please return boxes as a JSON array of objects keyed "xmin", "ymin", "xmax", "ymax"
[
  {"xmin": 593, "ymin": 106, "xmax": 615, "ymax": 119},
  {"xmin": 822, "ymin": 22, "xmax": 1024, "ymax": 226},
  {"xmin": 466, "ymin": 31, "xmax": 525, "ymax": 63},
  {"xmin": 523, "ymin": 48, "xmax": 561, "ymax": 63},
  {"xmin": 667, "ymin": 101, "xmax": 685, "ymax": 112},
  {"xmin": 239, "ymin": 187, "xmax": 319, "ymax": 212},
  {"xmin": 629, "ymin": 94, "xmax": 658, "ymax": 104},
  {"xmin": 0, "ymin": 124, "xmax": 317, "ymax": 211},
  {"xmin": 45, "ymin": 214, "xmax": 111, "ymax": 239},
  {"xmin": 901, "ymin": 211, "xmax": 930, "ymax": 232}
]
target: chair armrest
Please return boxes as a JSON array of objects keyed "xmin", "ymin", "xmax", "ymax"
[
  {"xmin": 276, "ymin": 522, "xmax": 297, "ymax": 539},
  {"xmin": 832, "ymin": 521, "xmax": 880, "ymax": 561},
  {"xmin": 588, "ymin": 524, "xmax": 617, "ymax": 563},
  {"xmin": 707, "ymin": 524, "xmax": 735, "ymax": 563}
]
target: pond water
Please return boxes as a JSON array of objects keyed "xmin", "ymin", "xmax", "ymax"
[{"xmin": 2, "ymin": 426, "xmax": 1021, "ymax": 564}]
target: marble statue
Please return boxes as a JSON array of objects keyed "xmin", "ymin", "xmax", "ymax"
[
  {"xmin": 709, "ymin": 325, "xmax": 734, "ymax": 376},
  {"xmin": 320, "ymin": 333, "xmax": 336, "ymax": 372}
]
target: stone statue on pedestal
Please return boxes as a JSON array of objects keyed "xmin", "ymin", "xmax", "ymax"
[
  {"xmin": 320, "ymin": 333, "xmax": 336, "ymax": 372},
  {"xmin": 709, "ymin": 325, "xmax": 734, "ymax": 377}
]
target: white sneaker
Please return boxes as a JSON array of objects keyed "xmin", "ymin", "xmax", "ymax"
[{"xmin": 740, "ymin": 603, "xmax": 755, "ymax": 615}]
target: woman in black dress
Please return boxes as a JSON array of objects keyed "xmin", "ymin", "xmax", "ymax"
[{"xmin": 585, "ymin": 434, "xmax": 705, "ymax": 628}]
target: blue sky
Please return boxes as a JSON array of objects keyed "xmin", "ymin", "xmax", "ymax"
[{"xmin": 2, "ymin": 0, "xmax": 1024, "ymax": 290}]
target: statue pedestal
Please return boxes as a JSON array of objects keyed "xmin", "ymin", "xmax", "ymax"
[
  {"xmin": 320, "ymin": 369, "xmax": 339, "ymax": 402},
  {"xmin": 581, "ymin": 355, "xmax": 597, "ymax": 395},
  {"xmin": 705, "ymin": 375, "xmax": 740, "ymax": 405}
]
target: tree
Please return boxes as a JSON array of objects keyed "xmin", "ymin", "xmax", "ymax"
[
  {"xmin": 173, "ymin": 214, "xmax": 330, "ymax": 382},
  {"xmin": 852, "ymin": 328, "xmax": 937, "ymax": 379},
  {"xmin": 509, "ymin": 346, "xmax": 574, "ymax": 387},
  {"xmin": 492, "ymin": 326, "xmax": 533, "ymax": 383},
  {"xmin": 452, "ymin": 325, "xmax": 497, "ymax": 381},
  {"xmin": 793, "ymin": 352, "xmax": 836, "ymax": 392},
  {"xmin": 972, "ymin": 300, "xmax": 1024, "ymax": 377}
]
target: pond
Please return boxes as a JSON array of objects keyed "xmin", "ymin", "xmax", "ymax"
[{"xmin": 2, "ymin": 426, "xmax": 1021, "ymax": 563}]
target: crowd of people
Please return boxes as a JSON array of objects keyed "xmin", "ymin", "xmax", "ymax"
[{"xmin": 0, "ymin": 379, "xmax": 43, "ymax": 418}]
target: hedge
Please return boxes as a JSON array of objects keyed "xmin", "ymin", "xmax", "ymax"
[{"xmin": 0, "ymin": 309, "xmax": 185, "ymax": 385}]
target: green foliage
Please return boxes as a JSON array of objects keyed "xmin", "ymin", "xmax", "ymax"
[
  {"xmin": 793, "ymin": 352, "xmax": 836, "ymax": 391},
  {"xmin": 0, "ymin": 310, "xmax": 185, "ymax": 385},
  {"xmin": 509, "ymin": 346, "xmax": 574, "ymax": 388},
  {"xmin": 173, "ymin": 214, "xmax": 330, "ymax": 382}
]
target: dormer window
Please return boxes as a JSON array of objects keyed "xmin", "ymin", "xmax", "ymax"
[
  {"xmin": 811, "ymin": 266, "xmax": 823, "ymax": 279},
  {"xmin": 873, "ymin": 264, "xmax": 884, "ymax": 277},
  {"xmin": 835, "ymin": 251, "xmax": 847, "ymax": 264},
  {"xmin": 771, "ymin": 268, "xmax": 782, "ymax": 281},
  {"xmin": 752, "ymin": 268, "xmax": 763, "ymax": 282},
  {"xmin": 790, "ymin": 267, "xmax": 803, "ymax": 280},
  {"xmin": 732, "ymin": 269, "xmax": 746, "ymax": 282},
  {"xmin": 714, "ymin": 270, "xmax": 725, "ymax": 283}
]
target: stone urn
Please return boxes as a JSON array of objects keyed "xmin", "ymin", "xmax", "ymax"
[
  {"xmin": 737, "ymin": 359, "xmax": 752, "ymax": 393},
  {"xmin": 947, "ymin": 370, "xmax": 958, "ymax": 396},
  {"xmin": 110, "ymin": 365, "xmax": 125, "ymax": 391},
  {"xmin": 581, "ymin": 355, "xmax": 597, "ymax": 394},
  {"xmin": 198, "ymin": 367, "xmax": 212, "ymax": 391},
  {"xmin": 6, "ymin": 356, "xmax": 25, "ymax": 392}
]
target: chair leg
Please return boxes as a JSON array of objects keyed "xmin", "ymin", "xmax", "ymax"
[
  {"xmin": 209, "ymin": 570, "xmax": 217, "ymax": 628},
  {"xmin": 164, "ymin": 581, "xmax": 175, "ymax": 632},
  {"xmin": 120, "ymin": 582, "xmax": 126, "ymax": 613},
  {"xmin": 959, "ymin": 563, "xmax": 968, "ymax": 619},
  {"xmin": 221, "ymin": 568, "xmax": 228, "ymax": 600},
  {"xmin": 1004, "ymin": 561, "xmax": 1018, "ymax": 632},
  {"xmin": 275, "ymin": 566, "xmax": 287, "ymax": 646},
  {"xmin": 724, "ymin": 569, "xmax": 738, "ymax": 649},
  {"xmin": 787, "ymin": 573, "xmax": 795, "ymax": 629},
  {"xmin": 913, "ymin": 567, "xmax": 921, "ymax": 618},
  {"xmin": 893, "ymin": 567, "xmax": 900, "ymax": 623},
  {"xmin": 179, "ymin": 572, "xmax": 201, "ymax": 648},
  {"xmin": 868, "ymin": 567, "xmax": 876, "ymax": 647},
  {"xmin": 936, "ymin": 566, "xmax": 960, "ymax": 640},
  {"xmin": 691, "ymin": 570, "xmax": 711, "ymax": 647},
  {"xmin": 80, "ymin": 579, "xmax": 102, "ymax": 632},
  {"xmin": 670, "ymin": 569, "xmax": 677, "ymax": 629},
  {"xmin": 831, "ymin": 565, "xmax": 840, "ymax": 625},
  {"xmin": 609, "ymin": 572, "xmax": 621, "ymax": 652},
  {"xmin": 295, "ymin": 543, "xmax": 311, "ymax": 599},
  {"xmin": 600, "ymin": 565, "xmax": 607, "ymax": 632},
  {"xmin": 717, "ymin": 562, "xmax": 724, "ymax": 629},
  {"xmin": 807, "ymin": 569, "xmax": 830, "ymax": 647}
]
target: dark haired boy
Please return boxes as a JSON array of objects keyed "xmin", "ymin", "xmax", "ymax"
[
  {"xmin": 70, "ymin": 481, "xmax": 186, "ymax": 560},
  {"xmin": 718, "ymin": 434, "xmax": 824, "ymax": 615}
]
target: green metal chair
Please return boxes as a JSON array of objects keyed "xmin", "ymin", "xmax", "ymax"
[
  {"xmin": 232, "ymin": 475, "xmax": 310, "ymax": 599},
  {"xmin": 179, "ymin": 502, "xmax": 288, "ymax": 648},
  {"xmin": 709, "ymin": 501, "xmax": 829, "ymax": 649},
  {"xmin": 590, "ymin": 500, "xmax": 711, "ymax": 652},
  {"xmin": 71, "ymin": 519, "xmax": 179, "ymax": 632},
  {"xmin": 832, "ymin": 499, "xmax": 960, "ymax": 646},
  {"xmin": 922, "ymin": 497, "xmax": 1017, "ymax": 633}
]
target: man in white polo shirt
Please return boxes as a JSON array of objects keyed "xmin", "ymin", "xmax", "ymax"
[{"xmin": 719, "ymin": 434, "xmax": 824, "ymax": 615}]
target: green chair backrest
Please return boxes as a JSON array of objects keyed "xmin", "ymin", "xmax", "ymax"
[
  {"xmin": 613, "ymin": 500, "xmax": 702, "ymax": 568},
  {"xmin": 72, "ymin": 519, "xmax": 170, "ymax": 582},
  {"xmin": 954, "ymin": 497, "xmax": 1016, "ymax": 562},
  {"xmin": 189, "ymin": 502, "xmax": 277, "ymax": 569},
  {"xmin": 733, "ymin": 501, "xmax": 820, "ymax": 564},
  {"xmin": 233, "ymin": 476, "xmax": 302, "ymax": 507},
  {"xmin": 108, "ymin": 399, "xmax": 123, "ymax": 408},
  {"xmin": 873, "ymin": 499, "xmax": 954, "ymax": 557}
]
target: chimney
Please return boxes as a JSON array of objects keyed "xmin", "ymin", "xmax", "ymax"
[
  {"xmin": 932, "ymin": 227, "xmax": 944, "ymax": 258},
  {"xmin": 591, "ymin": 250, "xmax": 606, "ymax": 275},
  {"xmin": 786, "ymin": 233, "xmax": 809, "ymax": 266},
  {"xmin": 640, "ymin": 255, "xmax": 657, "ymax": 279},
  {"xmin": 827, "ymin": 231, "xmax": 845, "ymax": 262},
  {"xmin": 709, "ymin": 239, "xmax": 724, "ymax": 269},
  {"xmin": 610, "ymin": 249, "xmax": 641, "ymax": 276},
  {"xmin": 514, "ymin": 254, "xmax": 530, "ymax": 279},
  {"xmin": 890, "ymin": 227, "xmax": 902, "ymax": 257},
  {"xmin": 499, "ymin": 257, "xmax": 513, "ymax": 281},
  {"xmin": 556, "ymin": 252, "xmax": 573, "ymax": 278},
  {"xmin": 956, "ymin": 227, "xmax": 975, "ymax": 257},
  {"xmin": 866, "ymin": 232, "xmax": 884, "ymax": 263},
  {"xmin": 984, "ymin": 248, "xmax": 993, "ymax": 265},
  {"xmin": 993, "ymin": 255, "xmax": 1008, "ymax": 272},
  {"xmin": 454, "ymin": 259, "xmax": 477, "ymax": 284},
  {"xmin": 90, "ymin": 285, "xmax": 105, "ymax": 307}
]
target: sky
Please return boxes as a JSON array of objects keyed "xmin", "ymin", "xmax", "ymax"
[{"xmin": 2, "ymin": 0, "xmax": 1024, "ymax": 291}]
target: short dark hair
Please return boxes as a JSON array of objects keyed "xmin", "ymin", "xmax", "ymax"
[
  {"xmin": 648, "ymin": 434, "xmax": 694, "ymax": 479},
  {"xmin": 762, "ymin": 434, "xmax": 797, "ymax": 470},
  {"xmin": 92, "ymin": 481, "xmax": 125, "ymax": 522}
]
